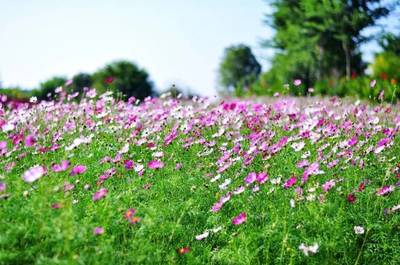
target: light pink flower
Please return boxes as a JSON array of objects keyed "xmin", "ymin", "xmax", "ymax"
[
  {"xmin": 52, "ymin": 160, "xmax": 70, "ymax": 172},
  {"xmin": 294, "ymin": 79, "xmax": 302, "ymax": 86},
  {"xmin": 93, "ymin": 227, "xmax": 104, "ymax": 235},
  {"xmin": 93, "ymin": 188, "xmax": 108, "ymax": 201},
  {"xmin": 322, "ymin": 179, "xmax": 335, "ymax": 192},
  {"xmin": 22, "ymin": 165, "xmax": 45, "ymax": 183}
]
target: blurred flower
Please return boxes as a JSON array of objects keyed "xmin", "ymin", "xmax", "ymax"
[
  {"xmin": 22, "ymin": 165, "xmax": 45, "ymax": 183},
  {"xmin": 195, "ymin": 230, "xmax": 209, "ymax": 240},
  {"xmin": 148, "ymin": 160, "xmax": 164, "ymax": 169},
  {"xmin": 232, "ymin": 212, "xmax": 246, "ymax": 225},
  {"xmin": 354, "ymin": 226, "xmax": 365, "ymax": 235},
  {"xmin": 299, "ymin": 243, "xmax": 319, "ymax": 256},
  {"xmin": 294, "ymin": 79, "xmax": 302, "ymax": 86},
  {"xmin": 93, "ymin": 188, "xmax": 108, "ymax": 201},
  {"xmin": 70, "ymin": 165, "xmax": 87, "ymax": 176},
  {"xmin": 93, "ymin": 227, "xmax": 105, "ymax": 235}
]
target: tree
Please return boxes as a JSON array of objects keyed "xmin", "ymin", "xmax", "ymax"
[
  {"xmin": 34, "ymin": 76, "xmax": 67, "ymax": 100},
  {"xmin": 69, "ymin": 72, "xmax": 93, "ymax": 96},
  {"xmin": 265, "ymin": 0, "xmax": 393, "ymax": 86},
  {"xmin": 218, "ymin": 44, "xmax": 261, "ymax": 93},
  {"xmin": 378, "ymin": 32, "xmax": 400, "ymax": 55},
  {"xmin": 92, "ymin": 60, "xmax": 153, "ymax": 100},
  {"xmin": 371, "ymin": 32, "xmax": 400, "ymax": 80}
]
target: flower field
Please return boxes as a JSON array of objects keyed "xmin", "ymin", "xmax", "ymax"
[{"xmin": 1, "ymin": 90, "xmax": 400, "ymax": 264}]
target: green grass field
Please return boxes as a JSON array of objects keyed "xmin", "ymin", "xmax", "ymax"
[{"xmin": 1, "ymin": 93, "xmax": 400, "ymax": 264}]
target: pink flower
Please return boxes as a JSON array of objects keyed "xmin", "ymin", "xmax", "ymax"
[
  {"xmin": 0, "ymin": 182, "xmax": 6, "ymax": 192},
  {"xmin": 376, "ymin": 185, "xmax": 394, "ymax": 196},
  {"xmin": 124, "ymin": 160, "xmax": 134, "ymax": 170},
  {"xmin": 244, "ymin": 172, "xmax": 257, "ymax": 184},
  {"xmin": 294, "ymin": 79, "xmax": 302, "ymax": 86},
  {"xmin": 322, "ymin": 179, "xmax": 335, "ymax": 192},
  {"xmin": 283, "ymin": 176, "xmax": 297, "ymax": 189},
  {"xmin": 93, "ymin": 227, "xmax": 104, "ymax": 235},
  {"xmin": 256, "ymin": 172, "xmax": 268, "ymax": 184},
  {"xmin": 148, "ymin": 160, "xmax": 164, "ymax": 169},
  {"xmin": 22, "ymin": 165, "xmax": 45, "ymax": 183},
  {"xmin": 232, "ymin": 212, "xmax": 247, "ymax": 225},
  {"xmin": 51, "ymin": 160, "xmax": 70, "ymax": 172},
  {"xmin": 370, "ymin": 79, "xmax": 376, "ymax": 88},
  {"xmin": 25, "ymin": 135, "xmax": 36, "ymax": 147},
  {"xmin": 93, "ymin": 188, "xmax": 108, "ymax": 201},
  {"xmin": 64, "ymin": 183, "xmax": 75, "ymax": 192},
  {"xmin": 70, "ymin": 165, "xmax": 86, "ymax": 176}
]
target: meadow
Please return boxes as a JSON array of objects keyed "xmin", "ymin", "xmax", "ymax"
[{"xmin": 0, "ymin": 89, "xmax": 399, "ymax": 265}]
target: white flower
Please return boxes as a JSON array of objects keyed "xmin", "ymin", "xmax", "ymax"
[
  {"xmin": 29, "ymin": 96, "xmax": 38, "ymax": 103},
  {"xmin": 290, "ymin": 199, "xmax": 296, "ymax": 208},
  {"xmin": 354, "ymin": 226, "xmax": 365, "ymax": 235},
  {"xmin": 291, "ymin": 141, "xmax": 305, "ymax": 152},
  {"xmin": 195, "ymin": 230, "xmax": 209, "ymax": 240},
  {"xmin": 299, "ymin": 243, "xmax": 319, "ymax": 256},
  {"xmin": 219, "ymin": 178, "xmax": 231, "ymax": 190}
]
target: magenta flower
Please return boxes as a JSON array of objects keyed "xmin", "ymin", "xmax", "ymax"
[
  {"xmin": 283, "ymin": 176, "xmax": 297, "ymax": 189},
  {"xmin": 22, "ymin": 165, "xmax": 46, "ymax": 183},
  {"xmin": 93, "ymin": 227, "xmax": 105, "ymax": 235},
  {"xmin": 347, "ymin": 193, "xmax": 356, "ymax": 203},
  {"xmin": 232, "ymin": 212, "xmax": 247, "ymax": 225},
  {"xmin": 256, "ymin": 172, "xmax": 268, "ymax": 184},
  {"xmin": 25, "ymin": 135, "xmax": 36, "ymax": 147},
  {"xmin": 93, "ymin": 188, "xmax": 108, "ymax": 201},
  {"xmin": 148, "ymin": 160, "xmax": 164, "ymax": 169},
  {"xmin": 51, "ymin": 160, "xmax": 70, "ymax": 172},
  {"xmin": 124, "ymin": 160, "xmax": 134, "ymax": 170},
  {"xmin": 244, "ymin": 172, "xmax": 257, "ymax": 184},
  {"xmin": 376, "ymin": 185, "xmax": 394, "ymax": 196},
  {"xmin": 70, "ymin": 165, "xmax": 86, "ymax": 176}
]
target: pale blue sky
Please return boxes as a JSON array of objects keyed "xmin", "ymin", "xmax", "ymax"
[{"xmin": 0, "ymin": 1, "xmax": 398, "ymax": 96}]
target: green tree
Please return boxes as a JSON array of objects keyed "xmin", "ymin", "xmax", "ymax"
[
  {"xmin": 69, "ymin": 72, "xmax": 92, "ymax": 96},
  {"xmin": 218, "ymin": 44, "xmax": 261, "ymax": 94},
  {"xmin": 92, "ymin": 60, "xmax": 153, "ymax": 100},
  {"xmin": 371, "ymin": 32, "xmax": 400, "ymax": 81},
  {"xmin": 34, "ymin": 76, "xmax": 67, "ymax": 100},
  {"xmin": 265, "ymin": 0, "xmax": 393, "ymax": 86}
]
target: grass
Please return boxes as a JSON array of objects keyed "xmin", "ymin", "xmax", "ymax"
[{"xmin": 0, "ymin": 94, "xmax": 399, "ymax": 264}]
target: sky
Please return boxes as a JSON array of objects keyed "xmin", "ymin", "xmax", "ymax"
[{"xmin": 0, "ymin": 0, "xmax": 398, "ymax": 96}]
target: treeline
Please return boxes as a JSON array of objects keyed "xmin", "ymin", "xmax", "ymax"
[
  {"xmin": 0, "ymin": 60, "xmax": 195, "ymax": 103},
  {"xmin": 218, "ymin": 0, "xmax": 400, "ymax": 102}
]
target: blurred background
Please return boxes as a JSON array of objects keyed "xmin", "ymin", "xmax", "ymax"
[{"xmin": 0, "ymin": 0, "xmax": 399, "ymax": 102}]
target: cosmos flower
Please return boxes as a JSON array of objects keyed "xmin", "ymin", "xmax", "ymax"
[
  {"xmin": 93, "ymin": 188, "xmax": 108, "ymax": 201},
  {"xmin": 283, "ymin": 176, "xmax": 297, "ymax": 189},
  {"xmin": 232, "ymin": 212, "xmax": 247, "ymax": 225},
  {"xmin": 22, "ymin": 165, "xmax": 46, "ymax": 183},
  {"xmin": 347, "ymin": 193, "xmax": 356, "ymax": 203},
  {"xmin": 93, "ymin": 227, "xmax": 105, "ymax": 235},
  {"xmin": 195, "ymin": 230, "xmax": 209, "ymax": 240},
  {"xmin": 124, "ymin": 160, "xmax": 134, "ymax": 170},
  {"xmin": 354, "ymin": 226, "xmax": 365, "ymax": 235},
  {"xmin": 244, "ymin": 172, "xmax": 257, "ymax": 184},
  {"xmin": 322, "ymin": 179, "xmax": 335, "ymax": 192},
  {"xmin": 376, "ymin": 185, "xmax": 394, "ymax": 196},
  {"xmin": 148, "ymin": 160, "xmax": 164, "ymax": 169},
  {"xmin": 299, "ymin": 243, "xmax": 319, "ymax": 256},
  {"xmin": 52, "ymin": 160, "xmax": 70, "ymax": 172},
  {"xmin": 70, "ymin": 165, "xmax": 87, "ymax": 176},
  {"xmin": 177, "ymin": 247, "xmax": 190, "ymax": 255}
]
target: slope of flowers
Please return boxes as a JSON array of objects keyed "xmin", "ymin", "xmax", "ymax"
[{"xmin": 0, "ymin": 90, "xmax": 400, "ymax": 264}]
